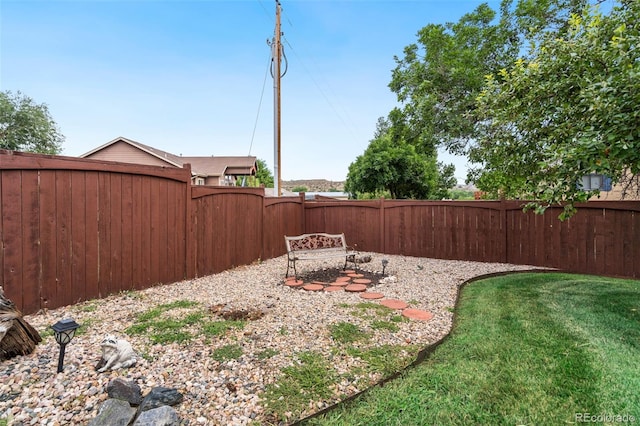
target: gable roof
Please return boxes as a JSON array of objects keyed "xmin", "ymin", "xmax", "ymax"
[{"xmin": 80, "ymin": 137, "xmax": 256, "ymax": 177}]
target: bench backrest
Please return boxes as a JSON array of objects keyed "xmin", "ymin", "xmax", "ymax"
[{"xmin": 285, "ymin": 233, "xmax": 347, "ymax": 252}]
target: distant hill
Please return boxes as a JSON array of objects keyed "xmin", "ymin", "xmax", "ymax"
[{"xmin": 282, "ymin": 179, "xmax": 345, "ymax": 192}]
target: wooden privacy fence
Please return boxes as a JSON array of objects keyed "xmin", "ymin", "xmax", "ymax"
[
  {"xmin": 302, "ymin": 198, "xmax": 640, "ymax": 278},
  {"xmin": 1, "ymin": 150, "xmax": 639, "ymax": 314},
  {"xmin": 0, "ymin": 151, "xmax": 191, "ymax": 315}
]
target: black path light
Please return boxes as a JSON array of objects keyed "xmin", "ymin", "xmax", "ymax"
[
  {"xmin": 382, "ymin": 258, "xmax": 389, "ymax": 276},
  {"xmin": 51, "ymin": 318, "xmax": 80, "ymax": 373}
]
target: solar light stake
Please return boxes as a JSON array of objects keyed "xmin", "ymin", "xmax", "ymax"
[
  {"xmin": 382, "ymin": 258, "xmax": 389, "ymax": 276},
  {"xmin": 51, "ymin": 318, "xmax": 80, "ymax": 373}
]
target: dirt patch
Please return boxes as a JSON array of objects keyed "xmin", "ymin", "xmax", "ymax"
[
  {"xmin": 208, "ymin": 304, "xmax": 266, "ymax": 321},
  {"xmin": 296, "ymin": 268, "xmax": 385, "ymax": 287}
]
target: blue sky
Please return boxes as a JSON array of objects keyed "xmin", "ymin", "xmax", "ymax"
[{"xmin": 1, "ymin": 0, "xmax": 503, "ymax": 182}]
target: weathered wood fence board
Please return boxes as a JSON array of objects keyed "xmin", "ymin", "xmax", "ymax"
[
  {"xmin": 0, "ymin": 151, "xmax": 192, "ymax": 312},
  {"xmin": 262, "ymin": 196, "xmax": 303, "ymax": 260},
  {"xmin": 1, "ymin": 150, "xmax": 638, "ymax": 314},
  {"xmin": 191, "ymin": 186, "xmax": 264, "ymax": 277}
]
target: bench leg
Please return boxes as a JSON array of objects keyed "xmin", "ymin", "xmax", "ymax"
[{"xmin": 286, "ymin": 257, "xmax": 297, "ymax": 278}]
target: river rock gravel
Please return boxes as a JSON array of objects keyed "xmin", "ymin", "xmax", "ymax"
[{"xmin": 0, "ymin": 253, "xmax": 539, "ymax": 425}]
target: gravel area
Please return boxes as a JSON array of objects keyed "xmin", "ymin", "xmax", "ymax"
[{"xmin": 1, "ymin": 253, "xmax": 539, "ymax": 425}]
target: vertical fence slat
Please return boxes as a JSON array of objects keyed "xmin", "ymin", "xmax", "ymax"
[
  {"xmin": 110, "ymin": 173, "xmax": 123, "ymax": 292},
  {"xmin": 132, "ymin": 175, "xmax": 144, "ymax": 289},
  {"xmin": 85, "ymin": 172, "xmax": 99, "ymax": 299},
  {"xmin": 70, "ymin": 171, "xmax": 87, "ymax": 304},
  {"xmin": 140, "ymin": 176, "xmax": 151, "ymax": 287},
  {"xmin": 2, "ymin": 171, "xmax": 23, "ymax": 309},
  {"xmin": 167, "ymin": 181, "xmax": 179, "ymax": 282},
  {"xmin": 121, "ymin": 174, "xmax": 134, "ymax": 290},
  {"xmin": 98, "ymin": 172, "xmax": 111, "ymax": 297},
  {"xmin": 55, "ymin": 171, "xmax": 73, "ymax": 307},
  {"xmin": 39, "ymin": 170, "xmax": 56, "ymax": 310},
  {"xmin": 21, "ymin": 171, "xmax": 40, "ymax": 313}
]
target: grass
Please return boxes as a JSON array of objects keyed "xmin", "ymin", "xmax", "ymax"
[
  {"xmin": 346, "ymin": 302, "xmax": 394, "ymax": 320},
  {"xmin": 257, "ymin": 348, "xmax": 279, "ymax": 360},
  {"xmin": 303, "ymin": 273, "xmax": 640, "ymax": 425},
  {"xmin": 124, "ymin": 299, "xmax": 248, "ymax": 346},
  {"xmin": 201, "ymin": 319, "xmax": 246, "ymax": 337},
  {"xmin": 261, "ymin": 307, "xmax": 416, "ymax": 421},
  {"xmin": 329, "ymin": 322, "xmax": 369, "ymax": 344},
  {"xmin": 125, "ymin": 300, "xmax": 206, "ymax": 344},
  {"xmin": 211, "ymin": 344, "xmax": 243, "ymax": 362},
  {"xmin": 345, "ymin": 345, "xmax": 417, "ymax": 377},
  {"xmin": 262, "ymin": 351, "xmax": 337, "ymax": 423}
]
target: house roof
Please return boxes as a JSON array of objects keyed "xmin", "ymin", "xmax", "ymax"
[
  {"xmin": 181, "ymin": 156, "xmax": 257, "ymax": 177},
  {"xmin": 81, "ymin": 137, "xmax": 256, "ymax": 177}
]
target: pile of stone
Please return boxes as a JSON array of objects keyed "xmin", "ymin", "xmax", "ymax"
[{"xmin": 88, "ymin": 378, "xmax": 183, "ymax": 426}]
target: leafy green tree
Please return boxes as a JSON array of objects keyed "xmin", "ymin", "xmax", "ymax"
[
  {"xmin": 0, "ymin": 91, "xmax": 64, "ymax": 154},
  {"xmin": 448, "ymin": 188, "xmax": 475, "ymax": 200},
  {"xmin": 388, "ymin": 0, "xmax": 587, "ymax": 155},
  {"xmin": 345, "ymin": 115, "xmax": 454, "ymax": 199},
  {"xmin": 389, "ymin": 3, "xmax": 512, "ymax": 156},
  {"xmin": 255, "ymin": 158, "xmax": 274, "ymax": 188},
  {"xmin": 237, "ymin": 158, "xmax": 274, "ymax": 188},
  {"xmin": 471, "ymin": 1, "xmax": 639, "ymax": 218}
]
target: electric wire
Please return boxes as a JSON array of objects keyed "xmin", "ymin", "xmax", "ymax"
[
  {"xmin": 248, "ymin": 51, "xmax": 273, "ymax": 157},
  {"xmin": 279, "ymin": 5, "xmax": 360, "ymax": 141},
  {"xmin": 270, "ymin": 43, "xmax": 288, "ymax": 79}
]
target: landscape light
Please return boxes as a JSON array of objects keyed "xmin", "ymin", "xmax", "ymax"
[
  {"xmin": 382, "ymin": 258, "xmax": 389, "ymax": 276},
  {"xmin": 51, "ymin": 318, "xmax": 80, "ymax": 373}
]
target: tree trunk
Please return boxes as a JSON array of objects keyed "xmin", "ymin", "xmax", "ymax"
[{"xmin": 1, "ymin": 287, "xmax": 42, "ymax": 361}]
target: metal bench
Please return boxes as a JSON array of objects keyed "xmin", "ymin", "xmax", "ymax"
[{"xmin": 284, "ymin": 233, "xmax": 358, "ymax": 277}]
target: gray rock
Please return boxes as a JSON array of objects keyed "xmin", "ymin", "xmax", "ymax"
[
  {"xmin": 138, "ymin": 387, "xmax": 184, "ymax": 412},
  {"xmin": 132, "ymin": 405, "xmax": 180, "ymax": 426},
  {"xmin": 107, "ymin": 378, "xmax": 143, "ymax": 406},
  {"xmin": 87, "ymin": 398, "xmax": 136, "ymax": 426}
]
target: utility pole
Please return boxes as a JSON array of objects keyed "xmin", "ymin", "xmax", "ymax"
[{"xmin": 271, "ymin": 0, "xmax": 283, "ymax": 196}]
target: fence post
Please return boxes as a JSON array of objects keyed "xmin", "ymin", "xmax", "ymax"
[{"xmin": 300, "ymin": 192, "xmax": 306, "ymax": 233}]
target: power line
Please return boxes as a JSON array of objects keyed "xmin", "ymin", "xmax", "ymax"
[
  {"xmin": 247, "ymin": 51, "xmax": 273, "ymax": 157},
  {"xmin": 279, "ymin": 3, "xmax": 360, "ymax": 141}
]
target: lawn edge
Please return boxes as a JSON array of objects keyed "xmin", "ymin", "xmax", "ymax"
[{"xmin": 293, "ymin": 268, "xmax": 556, "ymax": 425}]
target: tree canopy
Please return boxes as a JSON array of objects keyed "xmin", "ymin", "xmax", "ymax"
[
  {"xmin": 255, "ymin": 158, "xmax": 274, "ymax": 188},
  {"xmin": 387, "ymin": 0, "xmax": 640, "ymax": 217},
  {"xmin": 0, "ymin": 91, "xmax": 64, "ymax": 154},
  {"xmin": 471, "ymin": 1, "xmax": 640, "ymax": 217},
  {"xmin": 389, "ymin": 0, "xmax": 588, "ymax": 157},
  {"xmin": 345, "ymin": 114, "xmax": 455, "ymax": 199},
  {"xmin": 237, "ymin": 158, "xmax": 274, "ymax": 188}
]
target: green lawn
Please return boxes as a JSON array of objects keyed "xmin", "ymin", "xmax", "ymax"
[{"xmin": 302, "ymin": 273, "xmax": 640, "ymax": 425}]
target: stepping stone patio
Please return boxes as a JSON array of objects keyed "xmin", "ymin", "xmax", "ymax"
[{"xmin": 286, "ymin": 269, "xmax": 433, "ymax": 322}]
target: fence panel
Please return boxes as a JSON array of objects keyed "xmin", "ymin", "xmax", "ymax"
[
  {"xmin": 304, "ymin": 200, "xmax": 382, "ymax": 252},
  {"xmin": 263, "ymin": 196, "xmax": 303, "ymax": 260},
  {"xmin": 0, "ymin": 151, "xmax": 191, "ymax": 313},
  {"xmin": 191, "ymin": 187, "xmax": 263, "ymax": 277},
  {"xmin": 505, "ymin": 202, "xmax": 640, "ymax": 277}
]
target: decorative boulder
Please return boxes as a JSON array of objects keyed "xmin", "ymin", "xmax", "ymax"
[
  {"xmin": 138, "ymin": 387, "xmax": 184, "ymax": 412},
  {"xmin": 107, "ymin": 378, "xmax": 143, "ymax": 406},
  {"xmin": 87, "ymin": 399, "xmax": 136, "ymax": 426},
  {"xmin": 133, "ymin": 405, "xmax": 180, "ymax": 426}
]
